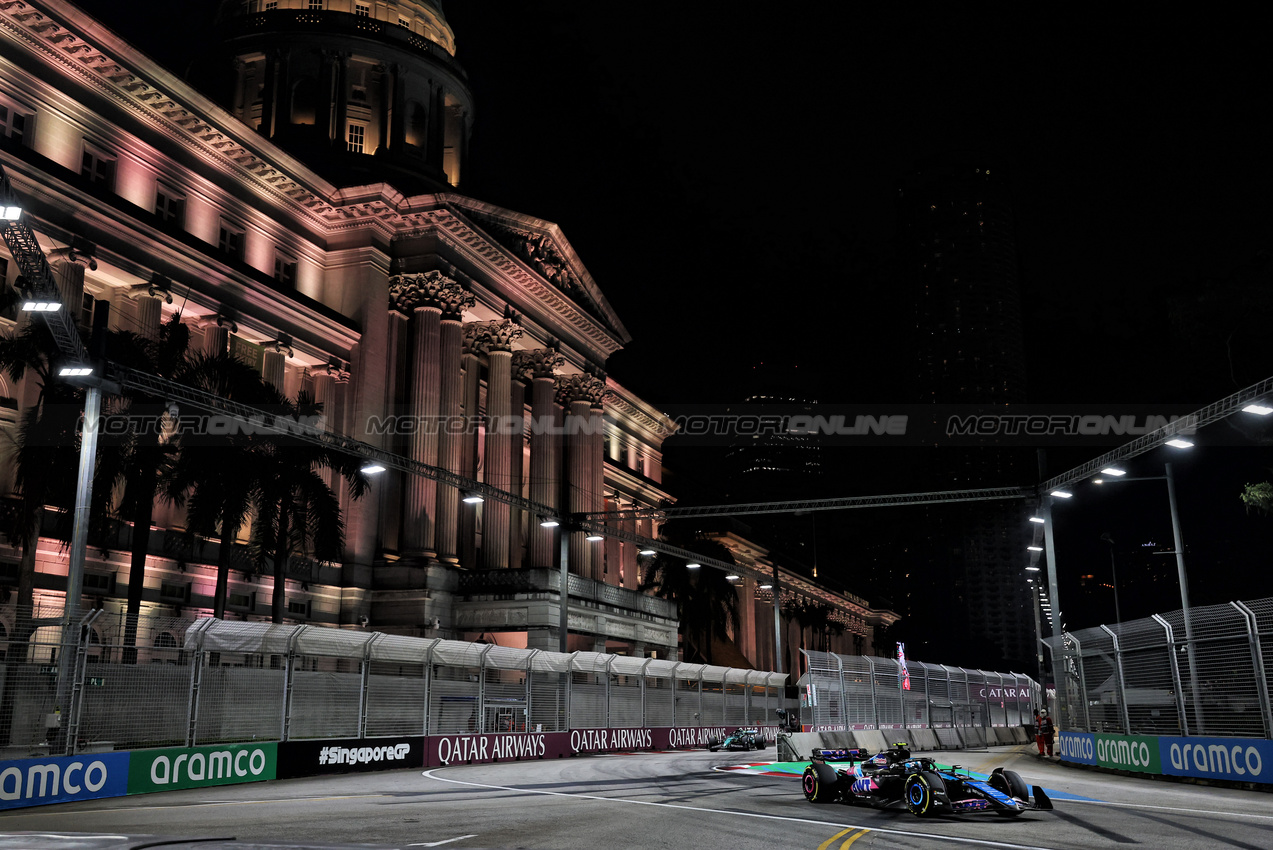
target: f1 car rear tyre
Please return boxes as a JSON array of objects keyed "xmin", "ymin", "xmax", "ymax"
[
  {"xmin": 904, "ymin": 771, "xmax": 945, "ymax": 817},
  {"xmin": 802, "ymin": 764, "xmax": 839, "ymax": 804}
]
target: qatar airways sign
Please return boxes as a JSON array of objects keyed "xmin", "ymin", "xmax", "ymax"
[
  {"xmin": 977, "ymin": 686, "xmax": 1027, "ymax": 700},
  {"xmin": 428, "ymin": 728, "xmax": 663, "ymax": 766}
]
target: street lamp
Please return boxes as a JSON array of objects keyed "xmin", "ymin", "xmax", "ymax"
[
  {"xmin": 1076, "ymin": 461, "xmax": 1203, "ymax": 730},
  {"xmin": 1099, "ymin": 532, "xmax": 1122, "ymax": 628}
]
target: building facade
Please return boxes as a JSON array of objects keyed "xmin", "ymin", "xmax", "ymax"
[{"xmin": 0, "ymin": 0, "xmax": 888, "ymax": 668}]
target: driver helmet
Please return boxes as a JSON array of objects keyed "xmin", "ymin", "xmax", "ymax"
[{"xmin": 892, "ymin": 742, "xmax": 911, "ymax": 761}]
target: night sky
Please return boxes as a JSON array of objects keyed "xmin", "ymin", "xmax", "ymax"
[{"xmin": 70, "ymin": 2, "xmax": 1273, "ymax": 654}]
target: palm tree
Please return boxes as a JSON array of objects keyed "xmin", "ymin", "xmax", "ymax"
[
  {"xmin": 163, "ymin": 351, "xmax": 276, "ymax": 618},
  {"xmin": 244, "ymin": 391, "xmax": 369, "ymax": 623},
  {"xmin": 788, "ymin": 599, "xmax": 841, "ymax": 654},
  {"xmin": 92, "ymin": 313, "xmax": 192, "ymax": 661},
  {"xmin": 640, "ymin": 535, "xmax": 740, "ymax": 665},
  {"xmin": 0, "ymin": 321, "xmax": 85, "ymax": 740}
]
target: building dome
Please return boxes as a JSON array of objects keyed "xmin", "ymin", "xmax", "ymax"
[
  {"xmin": 206, "ymin": 0, "xmax": 474, "ymax": 191},
  {"xmin": 218, "ymin": 1, "xmax": 456, "ymax": 55}
]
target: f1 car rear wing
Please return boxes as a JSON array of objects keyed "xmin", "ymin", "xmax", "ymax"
[{"xmin": 811, "ymin": 748, "xmax": 868, "ymax": 763}]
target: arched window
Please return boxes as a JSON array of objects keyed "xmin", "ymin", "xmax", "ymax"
[
  {"xmin": 291, "ymin": 77, "xmax": 318, "ymax": 125},
  {"xmin": 154, "ymin": 631, "xmax": 183, "ymax": 665},
  {"xmin": 404, "ymin": 100, "xmax": 428, "ymax": 148}
]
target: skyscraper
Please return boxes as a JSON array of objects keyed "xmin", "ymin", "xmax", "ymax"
[{"xmin": 901, "ymin": 157, "xmax": 1034, "ymax": 667}]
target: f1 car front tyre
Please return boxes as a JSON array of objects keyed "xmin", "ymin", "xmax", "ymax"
[
  {"xmin": 802, "ymin": 764, "xmax": 839, "ymax": 804},
  {"xmin": 989, "ymin": 768, "xmax": 1030, "ymax": 816},
  {"xmin": 904, "ymin": 771, "xmax": 946, "ymax": 817}
]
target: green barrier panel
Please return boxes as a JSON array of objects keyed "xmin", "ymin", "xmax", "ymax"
[
  {"xmin": 128, "ymin": 742, "xmax": 278, "ymax": 793},
  {"xmin": 1094, "ymin": 733, "xmax": 1159, "ymax": 774}
]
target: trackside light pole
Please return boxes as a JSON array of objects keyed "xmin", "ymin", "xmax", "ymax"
[{"xmin": 1164, "ymin": 462, "xmax": 1205, "ymax": 731}]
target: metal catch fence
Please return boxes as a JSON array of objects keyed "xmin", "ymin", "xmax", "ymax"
[
  {"xmin": 1042, "ymin": 596, "xmax": 1273, "ymax": 738},
  {"xmin": 0, "ymin": 609, "xmax": 794, "ymax": 757},
  {"xmin": 799, "ymin": 649, "xmax": 1040, "ymax": 730}
]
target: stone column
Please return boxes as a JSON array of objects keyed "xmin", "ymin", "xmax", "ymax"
[
  {"xmin": 509, "ymin": 354, "xmax": 533, "ymax": 570},
  {"xmin": 428, "ymin": 83, "xmax": 446, "ymax": 171},
  {"xmin": 558, "ymin": 374, "xmax": 605, "ymax": 579},
  {"xmin": 434, "ymin": 285, "xmax": 475, "ymax": 564},
  {"xmin": 312, "ymin": 366, "xmax": 337, "ymax": 431},
  {"xmin": 231, "ymin": 58, "xmax": 247, "ymax": 118},
  {"xmin": 603, "ymin": 496, "xmax": 621, "ymax": 587},
  {"xmin": 527, "ymin": 349, "xmax": 563, "ymax": 568},
  {"xmin": 333, "ymin": 52, "xmax": 350, "ymax": 148},
  {"xmin": 375, "ymin": 63, "xmax": 391, "ymax": 153},
  {"xmin": 203, "ymin": 312, "xmax": 236, "ymax": 356},
  {"xmin": 390, "ymin": 64, "xmax": 406, "ymax": 152},
  {"xmin": 480, "ymin": 314, "xmax": 522, "ymax": 569},
  {"xmin": 739, "ymin": 575, "xmax": 757, "ymax": 666},
  {"xmin": 317, "ymin": 50, "xmax": 336, "ymax": 141},
  {"xmin": 262, "ymin": 334, "xmax": 292, "ymax": 395},
  {"xmin": 389, "ymin": 271, "xmax": 466, "ymax": 560},
  {"xmin": 54, "ymin": 239, "xmax": 94, "ymax": 329},
  {"xmin": 621, "ymin": 508, "xmax": 638, "ymax": 590},
  {"xmin": 132, "ymin": 275, "xmax": 173, "ymax": 341},
  {"xmin": 459, "ymin": 323, "xmax": 484, "ymax": 568},
  {"xmin": 583, "ymin": 372, "xmax": 609, "ymax": 581},
  {"xmin": 259, "ymin": 49, "xmax": 277, "ymax": 137}
]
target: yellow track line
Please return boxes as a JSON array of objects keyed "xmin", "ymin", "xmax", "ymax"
[
  {"xmin": 815, "ymin": 826, "xmax": 870, "ymax": 850},
  {"xmin": 816, "ymin": 827, "xmax": 853, "ymax": 850},
  {"xmin": 840, "ymin": 827, "xmax": 870, "ymax": 848}
]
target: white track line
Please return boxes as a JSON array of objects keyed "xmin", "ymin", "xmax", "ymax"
[
  {"xmin": 1060, "ymin": 798, "xmax": 1273, "ymax": 821},
  {"xmin": 6, "ymin": 793, "xmax": 387, "ymax": 815},
  {"xmin": 420, "ymin": 769, "xmax": 1058, "ymax": 850}
]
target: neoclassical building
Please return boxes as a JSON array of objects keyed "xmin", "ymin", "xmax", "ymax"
[{"xmin": 0, "ymin": 0, "xmax": 892, "ymax": 666}]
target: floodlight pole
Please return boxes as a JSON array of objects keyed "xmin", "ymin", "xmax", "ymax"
[
  {"xmin": 1165, "ymin": 462, "xmax": 1204, "ymax": 731},
  {"xmin": 54, "ymin": 382, "xmax": 100, "ymax": 752}
]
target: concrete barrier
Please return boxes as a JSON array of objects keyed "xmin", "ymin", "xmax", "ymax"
[
  {"xmin": 816, "ymin": 731, "xmax": 858, "ymax": 750},
  {"xmin": 853, "ymin": 729, "xmax": 888, "ymax": 753},
  {"xmin": 957, "ymin": 726, "xmax": 987, "ymax": 748},
  {"xmin": 1011, "ymin": 726, "xmax": 1029, "ymax": 744},
  {"xmin": 991, "ymin": 727, "xmax": 1015, "ymax": 745},
  {"xmin": 779, "ymin": 733, "xmax": 825, "ymax": 761},
  {"xmin": 935, "ymin": 728, "xmax": 962, "ymax": 749},
  {"xmin": 910, "ymin": 729, "xmax": 939, "ymax": 751}
]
